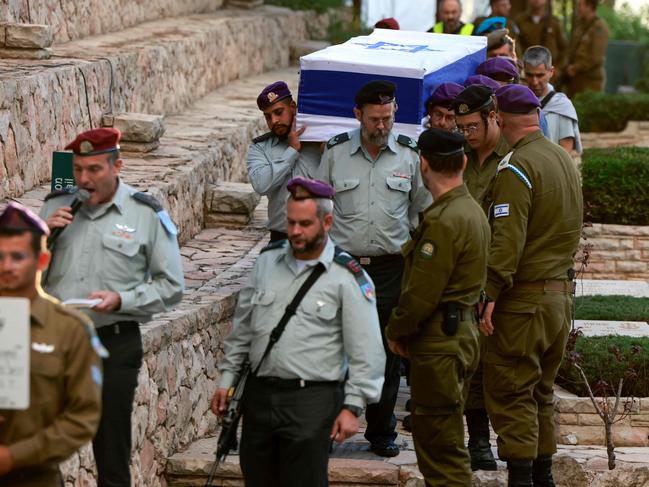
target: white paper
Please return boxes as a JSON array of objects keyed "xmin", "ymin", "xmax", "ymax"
[
  {"xmin": 0, "ymin": 297, "xmax": 30, "ymax": 410},
  {"xmin": 62, "ymin": 298, "xmax": 102, "ymax": 308}
]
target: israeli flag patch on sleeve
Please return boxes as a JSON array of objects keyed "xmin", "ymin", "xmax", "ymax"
[{"xmin": 494, "ymin": 204, "xmax": 510, "ymax": 218}]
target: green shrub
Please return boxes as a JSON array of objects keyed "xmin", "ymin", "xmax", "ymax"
[
  {"xmin": 266, "ymin": 0, "xmax": 344, "ymax": 13},
  {"xmin": 581, "ymin": 147, "xmax": 649, "ymax": 225},
  {"xmin": 575, "ymin": 295, "xmax": 649, "ymax": 321},
  {"xmin": 557, "ymin": 335, "xmax": 649, "ymax": 398},
  {"xmin": 574, "ymin": 91, "xmax": 649, "ymax": 132}
]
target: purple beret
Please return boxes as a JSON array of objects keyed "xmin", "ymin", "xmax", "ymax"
[
  {"xmin": 0, "ymin": 201, "xmax": 50, "ymax": 236},
  {"xmin": 463, "ymin": 74, "xmax": 501, "ymax": 92},
  {"xmin": 287, "ymin": 177, "xmax": 335, "ymax": 200},
  {"xmin": 426, "ymin": 82, "xmax": 464, "ymax": 109},
  {"xmin": 496, "ymin": 84, "xmax": 541, "ymax": 114},
  {"xmin": 257, "ymin": 81, "xmax": 292, "ymax": 111},
  {"xmin": 475, "ymin": 57, "xmax": 519, "ymax": 82}
]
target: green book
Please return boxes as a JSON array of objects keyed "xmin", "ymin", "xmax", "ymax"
[{"xmin": 51, "ymin": 151, "xmax": 75, "ymax": 192}]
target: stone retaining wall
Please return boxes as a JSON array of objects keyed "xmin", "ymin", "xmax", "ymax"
[
  {"xmin": 581, "ymin": 121, "xmax": 649, "ymax": 150},
  {"xmin": 580, "ymin": 224, "xmax": 649, "ymax": 280},
  {"xmin": 555, "ymin": 387, "xmax": 649, "ymax": 447}
]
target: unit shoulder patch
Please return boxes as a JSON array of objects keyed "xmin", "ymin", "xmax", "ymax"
[
  {"xmin": 493, "ymin": 203, "xmax": 510, "ymax": 218},
  {"xmin": 252, "ymin": 132, "xmax": 273, "ymax": 144},
  {"xmin": 418, "ymin": 240, "xmax": 436, "ymax": 259},
  {"xmin": 396, "ymin": 134, "xmax": 418, "ymax": 152},
  {"xmin": 44, "ymin": 187, "xmax": 77, "ymax": 201},
  {"xmin": 132, "ymin": 192, "xmax": 178, "ymax": 236},
  {"xmin": 326, "ymin": 132, "xmax": 350, "ymax": 149},
  {"xmin": 260, "ymin": 239, "xmax": 287, "ymax": 253},
  {"xmin": 333, "ymin": 246, "xmax": 375, "ymax": 302}
]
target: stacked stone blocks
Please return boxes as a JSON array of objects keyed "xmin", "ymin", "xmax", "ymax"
[
  {"xmin": 0, "ymin": 22, "xmax": 53, "ymax": 59},
  {"xmin": 580, "ymin": 224, "xmax": 649, "ymax": 280}
]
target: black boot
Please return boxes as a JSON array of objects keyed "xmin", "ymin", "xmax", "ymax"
[
  {"xmin": 465, "ymin": 408, "xmax": 497, "ymax": 471},
  {"xmin": 507, "ymin": 459, "xmax": 533, "ymax": 487},
  {"xmin": 532, "ymin": 455, "xmax": 555, "ymax": 487}
]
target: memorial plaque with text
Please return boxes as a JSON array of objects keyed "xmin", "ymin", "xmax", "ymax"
[{"xmin": 0, "ymin": 298, "xmax": 30, "ymax": 409}]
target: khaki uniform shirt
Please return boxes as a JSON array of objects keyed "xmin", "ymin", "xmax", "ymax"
[
  {"xmin": 386, "ymin": 185, "xmax": 490, "ymax": 340},
  {"xmin": 515, "ymin": 12, "xmax": 567, "ymax": 70},
  {"xmin": 40, "ymin": 180, "xmax": 185, "ymax": 327},
  {"xmin": 219, "ymin": 237, "xmax": 386, "ymax": 409},
  {"xmin": 485, "ymin": 130, "xmax": 583, "ymax": 300},
  {"xmin": 464, "ymin": 136, "xmax": 510, "ymax": 213},
  {"xmin": 565, "ymin": 16, "xmax": 609, "ymax": 97},
  {"xmin": 0, "ymin": 294, "xmax": 102, "ymax": 470},
  {"xmin": 247, "ymin": 136, "xmax": 321, "ymax": 233},
  {"xmin": 316, "ymin": 129, "xmax": 432, "ymax": 256}
]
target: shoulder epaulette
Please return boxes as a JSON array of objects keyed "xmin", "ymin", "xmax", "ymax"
[
  {"xmin": 397, "ymin": 134, "xmax": 418, "ymax": 152},
  {"xmin": 132, "ymin": 192, "xmax": 178, "ymax": 236},
  {"xmin": 252, "ymin": 132, "xmax": 273, "ymax": 144},
  {"xmin": 55, "ymin": 303, "xmax": 109, "ymax": 359},
  {"xmin": 333, "ymin": 246, "xmax": 375, "ymax": 302},
  {"xmin": 326, "ymin": 132, "xmax": 350, "ymax": 149},
  {"xmin": 260, "ymin": 239, "xmax": 287, "ymax": 253},
  {"xmin": 497, "ymin": 157, "xmax": 532, "ymax": 190},
  {"xmin": 44, "ymin": 187, "xmax": 77, "ymax": 201}
]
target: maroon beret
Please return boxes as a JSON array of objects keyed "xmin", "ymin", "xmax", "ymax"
[
  {"xmin": 476, "ymin": 57, "xmax": 519, "ymax": 82},
  {"xmin": 426, "ymin": 82, "xmax": 464, "ymax": 109},
  {"xmin": 287, "ymin": 177, "xmax": 335, "ymax": 200},
  {"xmin": 257, "ymin": 81, "xmax": 292, "ymax": 111},
  {"xmin": 0, "ymin": 201, "xmax": 50, "ymax": 236},
  {"xmin": 496, "ymin": 84, "xmax": 541, "ymax": 114},
  {"xmin": 375, "ymin": 17, "xmax": 400, "ymax": 30},
  {"xmin": 65, "ymin": 128, "xmax": 121, "ymax": 156},
  {"xmin": 463, "ymin": 74, "xmax": 501, "ymax": 92}
]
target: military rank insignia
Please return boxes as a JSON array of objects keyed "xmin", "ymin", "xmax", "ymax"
[{"xmin": 419, "ymin": 240, "xmax": 436, "ymax": 259}]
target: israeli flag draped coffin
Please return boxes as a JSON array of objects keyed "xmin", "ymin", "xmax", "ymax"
[{"xmin": 297, "ymin": 29, "xmax": 487, "ymax": 142}]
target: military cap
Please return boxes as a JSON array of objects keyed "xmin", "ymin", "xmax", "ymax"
[
  {"xmin": 475, "ymin": 16, "xmax": 507, "ymax": 35},
  {"xmin": 451, "ymin": 85, "xmax": 495, "ymax": 116},
  {"xmin": 495, "ymin": 84, "xmax": 541, "ymax": 114},
  {"xmin": 476, "ymin": 57, "xmax": 519, "ymax": 83},
  {"xmin": 0, "ymin": 201, "xmax": 50, "ymax": 236},
  {"xmin": 355, "ymin": 80, "xmax": 396, "ymax": 107},
  {"xmin": 463, "ymin": 74, "xmax": 501, "ymax": 92},
  {"xmin": 65, "ymin": 128, "xmax": 121, "ymax": 156},
  {"xmin": 487, "ymin": 28, "xmax": 512, "ymax": 50},
  {"xmin": 257, "ymin": 81, "xmax": 292, "ymax": 111},
  {"xmin": 287, "ymin": 177, "xmax": 335, "ymax": 200},
  {"xmin": 426, "ymin": 82, "xmax": 464, "ymax": 110},
  {"xmin": 418, "ymin": 128, "xmax": 465, "ymax": 156},
  {"xmin": 375, "ymin": 17, "xmax": 400, "ymax": 29}
]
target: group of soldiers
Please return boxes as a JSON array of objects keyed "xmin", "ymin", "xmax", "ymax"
[{"xmin": 210, "ymin": 42, "xmax": 583, "ymax": 485}]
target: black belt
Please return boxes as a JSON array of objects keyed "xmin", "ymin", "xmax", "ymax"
[
  {"xmin": 96, "ymin": 321, "xmax": 139, "ymax": 338},
  {"xmin": 350, "ymin": 253, "xmax": 403, "ymax": 266},
  {"xmin": 253, "ymin": 375, "xmax": 341, "ymax": 390}
]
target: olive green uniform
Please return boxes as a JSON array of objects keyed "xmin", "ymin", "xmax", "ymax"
[
  {"xmin": 386, "ymin": 184, "xmax": 490, "ymax": 486},
  {"xmin": 564, "ymin": 16, "xmax": 609, "ymax": 98},
  {"xmin": 515, "ymin": 12, "xmax": 567, "ymax": 72},
  {"xmin": 483, "ymin": 130, "xmax": 582, "ymax": 461},
  {"xmin": 462, "ymin": 135, "xmax": 508, "ymax": 415},
  {"xmin": 0, "ymin": 294, "xmax": 103, "ymax": 486}
]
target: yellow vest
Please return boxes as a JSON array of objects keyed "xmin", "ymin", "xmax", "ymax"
[{"xmin": 433, "ymin": 21, "xmax": 474, "ymax": 35}]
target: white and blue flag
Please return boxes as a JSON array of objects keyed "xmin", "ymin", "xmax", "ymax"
[{"xmin": 297, "ymin": 29, "xmax": 487, "ymax": 142}]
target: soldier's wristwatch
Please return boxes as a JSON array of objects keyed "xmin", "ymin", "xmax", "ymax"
[{"xmin": 342, "ymin": 404, "xmax": 363, "ymax": 418}]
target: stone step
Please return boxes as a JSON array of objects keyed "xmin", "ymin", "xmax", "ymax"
[
  {"xmin": 6, "ymin": 67, "xmax": 300, "ymax": 244},
  {"xmin": 0, "ymin": 6, "xmax": 307, "ymax": 201}
]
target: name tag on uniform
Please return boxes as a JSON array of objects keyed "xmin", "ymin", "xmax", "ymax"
[
  {"xmin": 0, "ymin": 298, "xmax": 30, "ymax": 410},
  {"xmin": 494, "ymin": 204, "xmax": 510, "ymax": 218}
]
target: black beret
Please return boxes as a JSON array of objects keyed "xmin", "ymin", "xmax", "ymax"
[
  {"xmin": 451, "ymin": 85, "xmax": 494, "ymax": 116},
  {"xmin": 355, "ymin": 80, "xmax": 396, "ymax": 107},
  {"xmin": 418, "ymin": 128, "xmax": 465, "ymax": 156}
]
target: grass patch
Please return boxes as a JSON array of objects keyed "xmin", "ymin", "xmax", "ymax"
[{"xmin": 575, "ymin": 295, "xmax": 649, "ymax": 322}]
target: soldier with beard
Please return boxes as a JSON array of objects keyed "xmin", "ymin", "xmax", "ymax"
[
  {"xmin": 212, "ymin": 177, "xmax": 385, "ymax": 486},
  {"xmin": 317, "ymin": 80, "xmax": 431, "ymax": 457},
  {"xmin": 248, "ymin": 81, "xmax": 322, "ymax": 242}
]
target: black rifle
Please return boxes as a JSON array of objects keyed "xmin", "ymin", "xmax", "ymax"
[{"xmin": 204, "ymin": 262, "xmax": 326, "ymax": 486}]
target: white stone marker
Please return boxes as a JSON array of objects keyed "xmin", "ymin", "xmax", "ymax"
[
  {"xmin": 0, "ymin": 298, "xmax": 30, "ymax": 409},
  {"xmin": 573, "ymin": 320, "xmax": 649, "ymax": 338},
  {"xmin": 575, "ymin": 279, "xmax": 649, "ymax": 298}
]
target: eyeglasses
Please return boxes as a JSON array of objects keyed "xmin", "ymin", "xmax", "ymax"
[{"xmin": 456, "ymin": 122, "xmax": 481, "ymax": 135}]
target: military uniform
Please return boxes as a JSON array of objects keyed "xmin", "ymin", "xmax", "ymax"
[
  {"xmin": 464, "ymin": 136, "xmax": 510, "ymax": 215},
  {"xmin": 219, "ymin": 236, "xmax": 385, "ymax": 486},
  {"xmin": 515, "ymin": 12, "xmax": 567, "ymax": 72},
  {"xmin": 247, "ymin": 135, "xmax": 321, "ymax": 239},
  {"xmin": 386, "ymin": 130, "xmax": 490, "ymax": 485},
  {"xmin": 564, "ymin": 16, "xmax": 609, "ymax": 98},
  {"xmin": 317, "ymin": 127, "xmax": 431, "ymax": 452}
]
